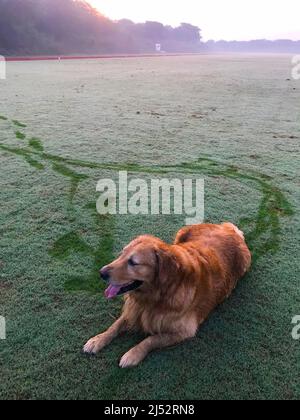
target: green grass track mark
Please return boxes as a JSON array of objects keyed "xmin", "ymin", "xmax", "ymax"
[
  {"xmin": 12, "ymin": 120, "xmax": 27, "ymax": 128},
  {"xmin": 15, "ymin": 131, "xmax": 26, "ymax": 140},
  {"xmin": 0, "ymin": 144, "xmax": 44, "ymax": 170},
  {"xmin": 0, "ymin": 120, "xmax": 294, "ymax": 293},
  {"xmin": 52, "ymin": 162, "xmax": 89, "ymax": 203},
  {"xmin": 29, "ymin": 137, "xmax": 44, "ymax": 152}
]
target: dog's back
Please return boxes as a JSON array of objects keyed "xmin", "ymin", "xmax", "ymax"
[{"xmin": 175, "ymin": 223, "xmax": 252, "ymax": 299}]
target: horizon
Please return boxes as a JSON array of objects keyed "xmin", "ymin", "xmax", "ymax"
[{"xmin": 89, "ymin": 0, "xmax": 300, "ymax": 42}]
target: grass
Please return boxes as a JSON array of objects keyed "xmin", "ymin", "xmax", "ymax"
[
  {"xmin": 29, "ymin": 137, "xmax": 44, "ymax": 152},
  {"xmin": 0, "ymin": 55, "xmax": 299, "ymax": 400},
  {"xmin": 15, "ymin": 130, "xmax": 26, "ymax": 140}
]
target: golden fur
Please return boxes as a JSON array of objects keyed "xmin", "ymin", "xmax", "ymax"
[{"xmin": 83, "ymin": 223, "xmax": 251, "ymax": 368}]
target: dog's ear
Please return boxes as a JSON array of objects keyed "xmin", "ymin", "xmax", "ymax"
[{"xmin": 154, "ymin": 245, "xmax": 180, "ymax": 286}]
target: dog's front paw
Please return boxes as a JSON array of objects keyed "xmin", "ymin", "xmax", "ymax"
[
  {"xmin": 119, "ymin": 348, "xmax": 145, "ymax": 368},
  {"xmin": 83, "ymin": 335, "xmax": 106, "ymax": 355}
]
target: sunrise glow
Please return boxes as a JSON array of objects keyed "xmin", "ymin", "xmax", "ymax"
[{"xmin": 88, "ymin": 0, "xmax": 300, "ymax": 41}]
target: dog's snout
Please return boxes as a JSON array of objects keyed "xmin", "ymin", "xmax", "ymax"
[{"xmin": 100, "ymin": 267, "xmax": 110, "ymax": 281}]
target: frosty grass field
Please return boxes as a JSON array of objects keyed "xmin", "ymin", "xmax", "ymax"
[{"xmin": 0, "ymin": 55, "xmax": 299, "ymax": 400}]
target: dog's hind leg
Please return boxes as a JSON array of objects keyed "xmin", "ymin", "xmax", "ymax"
[{"xmin": 83, "ymin": 316, "xmax": 127, "ymax": 355}]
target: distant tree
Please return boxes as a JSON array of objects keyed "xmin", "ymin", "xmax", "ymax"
[
  {"xmin": 174, "ymin": 23, "xmax": 201, "ymax": 43},
  {"xmin": 142, "ymin": 21, "xmax": 166, "ymax": 42}
]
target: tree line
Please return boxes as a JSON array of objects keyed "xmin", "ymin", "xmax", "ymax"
[
  {"xmin": 205, "ymin": 39, "xmax": 300, "ymax": 53},
  {"xmin": 0, "ymin": 0, "xmax": 202, "ymax": 55}
]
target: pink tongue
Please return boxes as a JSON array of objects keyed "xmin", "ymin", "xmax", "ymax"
[{"xmin": 105, "ymin": 285, "xmax": 122, "ymax": 299}]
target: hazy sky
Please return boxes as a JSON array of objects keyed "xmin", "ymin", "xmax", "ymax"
[{"xmin": 89, "ymin": 0, "xmax": 300, "ymax": 41}]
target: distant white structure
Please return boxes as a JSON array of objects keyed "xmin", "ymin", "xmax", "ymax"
[
  {"xmin": 292, "ymin": 55, "xmax": 300, "ymax": 80},
  {"xmin": 0, "ymin": 316, "xmax": 6, "ymax": 340},
  {"xmin": 155, "ymin": 43, "xmax": 162, "ymax": 53}
]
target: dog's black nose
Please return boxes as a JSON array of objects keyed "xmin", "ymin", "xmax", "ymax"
[{"xmin": 100, "ymin": 268, "xmax": 110, "ymax": 281}]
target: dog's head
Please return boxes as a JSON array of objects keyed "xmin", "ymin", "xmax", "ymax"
[{"xmin": 100, "ymin": 235, "xmax": 179, "ymax": 299}]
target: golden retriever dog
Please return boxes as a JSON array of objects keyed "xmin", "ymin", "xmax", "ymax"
[{"xmin": 83, "ymin": 223, "xmax": 251, "ymax": 368}]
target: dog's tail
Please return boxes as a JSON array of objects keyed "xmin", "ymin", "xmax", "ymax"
[
  {"xmin": 223, "ymin": 222, "xmax": 251, "ymax": 273},
  {"xmin": 223, "ymin": 222, "xmax": 245, "ymax": 240}
]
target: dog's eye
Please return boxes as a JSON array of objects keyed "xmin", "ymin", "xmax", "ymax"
[{"xmin": 128, "ymin": 258, "xmax": 138, "ymax": 267}]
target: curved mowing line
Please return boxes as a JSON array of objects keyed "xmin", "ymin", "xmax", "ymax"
[{"xmin": 0, "ymin": 117, "xmax": 294, "ymax": 293}]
